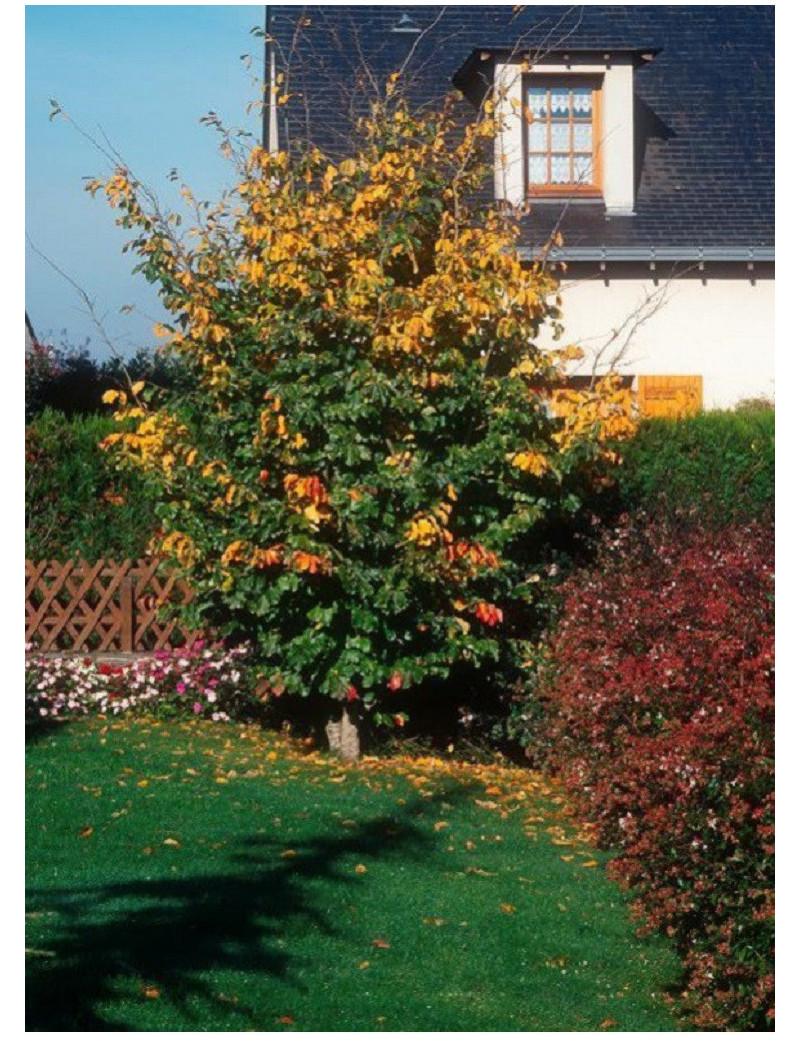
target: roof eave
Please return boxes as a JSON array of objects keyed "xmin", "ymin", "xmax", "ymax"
[
  {"xmin": 518, "ymin": 245, "xmax": 775, "ymax": 264},
  {"xmin": 453, "ymin": 45, "xmax": 661, "ymax": 87}
]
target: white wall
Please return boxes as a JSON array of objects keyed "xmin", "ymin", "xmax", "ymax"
[{"xmin": 538, "ymin": 264, "xmax": 775, "ymax": 409}]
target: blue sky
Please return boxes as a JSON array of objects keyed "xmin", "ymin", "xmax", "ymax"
[{"xmin": 26, "ymin": 5, "xmax": 265, "ymax": 358}]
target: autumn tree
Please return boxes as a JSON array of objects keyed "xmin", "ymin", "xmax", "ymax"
[{"xmin": 94, "ymin": 81, "xmax": 633, "ymax": 757}]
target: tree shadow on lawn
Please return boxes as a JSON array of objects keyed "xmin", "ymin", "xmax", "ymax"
[
  {"xmin": 26, "ymin": 788, "xmax": 461, "ymax": 1031},
  {"xmin": 25, "ymin": 716, "xmax": 70, "ymax": 747}
]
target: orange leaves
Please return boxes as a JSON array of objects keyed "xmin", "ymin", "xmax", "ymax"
[
  {"xmin": 290, "ymin": 551, "xmax": 332, "ymax": 576},
  {"xmin": 222, "ymin": 540, "xmax": 284, "ymax": 571},
  {"xmin": 445, "ymin": 540, "xmax": 500, "ymax": 573},
  {"xmin": 371, "ymin": 937, "xmax": 391, "ymax": 949},
  {"xmin": 474, "ymin": 602, "xmax": 504, "ymax": 628},
  {"xmin": 251, "ymin": 545, "xmax": 284, "ymax": 570},
  {"xmin": 283, "ymin": 473, "xmax": 333, "ymax": 530}
]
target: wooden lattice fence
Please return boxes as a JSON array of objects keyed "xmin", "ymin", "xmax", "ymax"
[{"xmin": 25, "ymin": 558, "xmax": 202, "ymax": 653}]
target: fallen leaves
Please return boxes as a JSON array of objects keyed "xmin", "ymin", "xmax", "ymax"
[
  {"xmin": 500, "ymin": 903, "xmax": 516, "ymax": 914},
  {"xmin": 371, "ymin": 937, "xmax": 391, "ymax": 949},
  {"xmin": 354, "ymin": 863, "xmax": 368, "ymax": 875},
  {"xmin": 142, "ymin": 986, "xmax": 161, "ymax": 999},
  {"xmin": 78, "ymin": 826, "xmax": 94, "ymax": 838}
]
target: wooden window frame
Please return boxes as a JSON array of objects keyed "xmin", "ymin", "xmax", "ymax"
[{"xmin": 524, "ymin": 75, "xmax": 604, "ymax": 199}]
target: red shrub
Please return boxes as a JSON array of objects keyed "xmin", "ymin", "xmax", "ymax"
[{"xmin": 531, "ymin": 518, "xmax": 774, "ymax": 1030}]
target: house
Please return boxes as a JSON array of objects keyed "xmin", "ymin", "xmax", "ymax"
[{"xmin": 265, "ymin": 5, "xmax": 774, "ymax": 413}]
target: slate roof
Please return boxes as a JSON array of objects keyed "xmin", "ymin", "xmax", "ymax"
[{"xmin": 269, "ymin": 5, "xmax": 774, "ymax": 257}]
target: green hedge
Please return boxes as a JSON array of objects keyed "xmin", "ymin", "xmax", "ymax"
[
  {"xmin": 610, "ymin": 404, "xmax": 774, "ymax": 527},
  {"xmin": 26, "ymin": 410, "xmax": 159, "ymax": 560}
]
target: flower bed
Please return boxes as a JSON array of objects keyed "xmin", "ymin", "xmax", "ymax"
[{"xmin": 26, "ymin": 641, "xmax": 251, "ymax": 722}]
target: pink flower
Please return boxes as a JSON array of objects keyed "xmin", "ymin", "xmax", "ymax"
[{"xmin": 193, "ymin": 702, "xmax": 202, "ymax": 714}]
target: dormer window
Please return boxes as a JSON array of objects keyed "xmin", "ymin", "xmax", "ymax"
[
  {"xmin": 478, "ymin": 51, "xmax": 648, "ymax": 216},
  {"xmin": 525, "ymin": 78, "xmax": 602, "ymax": 196}
]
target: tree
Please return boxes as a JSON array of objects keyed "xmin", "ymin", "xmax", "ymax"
[{"xmin": 92, "ymin": 82, "xmax": 634, "ymax": 757}]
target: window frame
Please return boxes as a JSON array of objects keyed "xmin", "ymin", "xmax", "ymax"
[{"xmin": 523, "ymin": 74, "xmax": 604, "ymax": 199}]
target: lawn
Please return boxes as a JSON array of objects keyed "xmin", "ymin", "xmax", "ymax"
[{"xmin": 26, "ymin": 717, "xmax": 685, "ymax": 1031}]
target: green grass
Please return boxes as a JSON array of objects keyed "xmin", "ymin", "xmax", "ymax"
[{"xmin": 26, "ymin": 717, "xmax": 685, "ymax": 1031}]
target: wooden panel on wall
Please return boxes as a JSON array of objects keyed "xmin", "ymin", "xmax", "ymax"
[{"xmin": 637, "ymin": 375, "xmax": 703, "ymax": 419}]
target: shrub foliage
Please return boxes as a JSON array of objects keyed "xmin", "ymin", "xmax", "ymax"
[
  {"xmin": 90, "ymin": 90, "xmax": 634, "ymax": 729},
  {"xmin": 529, "ymin": 518, "xmax": 775, "ymax": 1030},
  {"xmin": 611, "ymin": 406, "xmax": 774, "ymax": 528},
  {"xmin": 26, "ymin": 410, "xmax": 159, "ymax": 560}
]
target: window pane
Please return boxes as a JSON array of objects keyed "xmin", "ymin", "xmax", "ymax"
[
  {"xmin": 530, "ymin": 154, "xmax": 548, "ymax": 184},
  {"xmin": 529, "ymin": 122, "xmax": 547, "ymax": 151},
  {"xmin": 550, "ymin": 122, "xmax": 570, "ymax": 152},
  {"xmin": 573, "ymin": 122, "xmax": 593, "ymax": 152},
  {"xmin": 551, "ymin": 90, "xmax": 570, "ymax": 116},
  {"xmin": 572, "ymin": 87, "xmax": 593, "ymax": 116},
  {"xmin": 526, "ymin": 87, "xmax": 548, "ymax": 119},
  {"xmin": 551, "ymin": 154, "xmax": 570, "ymax": 183},
  {"xmin": 574, "ymin": 155, "xmax": 594, "ymax": 183}
]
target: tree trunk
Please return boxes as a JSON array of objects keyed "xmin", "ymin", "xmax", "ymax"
[{"xmin": 325, "ymin": 706, "xmax": 360, "ymax": 761}]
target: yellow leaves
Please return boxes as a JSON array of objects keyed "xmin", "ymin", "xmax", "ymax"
[
  {"xmin": 384, "ymin": 450, "xmax": 412, "ymax": 470},
  {"xmin": 433, "ymin": 821, "xmax": 449, "ymax": 832},
  {"xmin": 406, "ymin": 501, "xmax": 452, "ymax": 549},
  {"xmin": 508, "ymin": 451, "xmax": 549, "ymax": 477},
  {"xmin": 221, "ymin": 540, "xmax": 249, "ymax": 566},
  {"xmin": 280, "ymin": 849, "xmax": 298, "ymax": 859},
  {"xmin": 160, "ymin": 531, "xmax": 197, "ymax": 567},
  {"xmin": 102, "ymin": 389, "xmax": 125, "ymax": 406},
  {"xmin": 406, "ymin": 516, "xmax": 440, "ymax": 548},
  {"xmin": 551, "ymin": 376, "xmax": 637, "ymax": 456}
]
